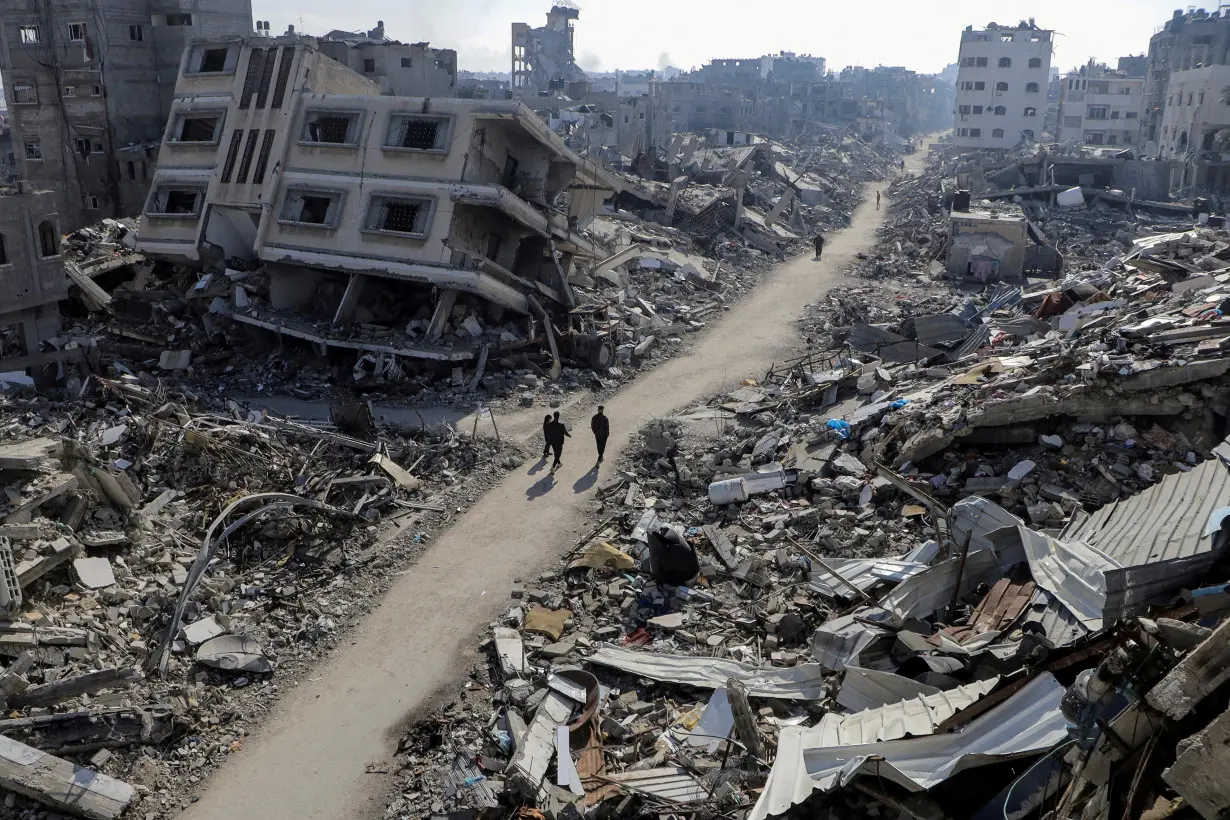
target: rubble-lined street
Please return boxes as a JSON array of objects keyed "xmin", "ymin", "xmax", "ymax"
[{"xmin": 164, "ymin": 151, "xmax": 917, "ymax": 820}]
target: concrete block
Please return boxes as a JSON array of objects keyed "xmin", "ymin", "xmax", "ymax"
[{"xmin": 1162, "ymin": 706, "xmax": 1230, "ymax": 820}]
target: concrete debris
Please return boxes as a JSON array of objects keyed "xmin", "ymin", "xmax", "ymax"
[
  {"xmin": 381, "ymin": 143, "xmax": 1230, "ymax": 820},
  {"xmin": 0, "ymin": 371, "xmax": 515, "ymax": 815}
]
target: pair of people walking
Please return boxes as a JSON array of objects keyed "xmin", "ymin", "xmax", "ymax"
[{"xmin": 541, "ymin": 407, "xmax": 609, "ymax": 472}]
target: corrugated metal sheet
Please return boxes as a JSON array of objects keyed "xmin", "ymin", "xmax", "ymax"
[
  {"xmin": 587, "ymin": 645, "xmax": 828, "ymax": 700},
  {"xmin": 750, "ymin": 673, "xmax": 1069, "ymax": 820},
  {"xmin": 943, "ymin": 575, "xmax": 1036, "ymax": 645},
  {"xmin": 914, "ymin": 314, "xmax": 971, "ymax": 347},
  {"xmin": 603, "ymin": 767, "xmax": 709, "ymax": 804},
  {"xmin": 880, "ymin": 549, "xmax": 1003, "ymax": 623},
  {"xmin": 809, "ymin": 558, "xmax": 928, "ymax": 600},
  {"xmin": 809, "ymin": 612, "xmax": 893, "ymax": 672},
  {"xmin": 836, "ymin": 665, "xmax": 939, "ymax": 712},
  {"xmin": 1061, "ymin": 444, "xmax": 1230, "ymax": 616},
  {"xmin": 949, "ymin": 496, "xmax": 1026, "ymax": 567},
  {"xmin": 819, "ymin": 676, "xmax": 999, "ymax": 745}
]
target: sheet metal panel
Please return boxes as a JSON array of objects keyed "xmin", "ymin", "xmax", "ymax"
[
  {"xmin": 820, "ymin": 676, "xmax": 999, "ymax": 745},
  {"xmin": 587, "ymin": 644, "xmax": 828, "ymax": 700}
]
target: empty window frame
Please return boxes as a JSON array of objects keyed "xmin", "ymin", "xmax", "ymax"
[
  {"xmin": 400, "ymin": 57, "xmax": 411, "ymax": 67},
  {"xmin": 38, "ymin": 221, "xmax": 58, "ymax": 256},
  {"xmin": 19, "ymin": 26, "xmax": 39, "ymax": 45},
  {"xmin": 235, "ymin": 130, "xmax": 260, "ymax": 182},
  {"xmin": 972, "ymin": 105, "xmax": 983, "ymax": 115},
  {"xmin": 1024, "ymin": 106, "xmax": 1038, "ymax": 117},
  {"xmin": 1125, "ymin": 111, "xmax": 1138, "ymax": 119},
  {"xmin": 83, "ymin": 195, "xmax": 100, "ymax": 210},
  {"xmin": 969, "ymin": 128, "xmax": 982, "ymax": 137},
  {"xmin": 239, "ymin": 48, "xmax": 266, "ymax": 109},
  {"xmin": 63, "ymin": 86, "xmax": 76, "ymax": 97},
  {"xmin": 958, "ymin": 105, "xmax": 971, "ymax": 115},
  {"xmin": 173, "ymin": 113, "xmax": 223, "ymax": 143},
  {"xmin": 363, "ymin": 58, "xmax": 376, "ymax": 73},
  {"xmin": 992, "ymin": 128, "xmax": 1005, "ymax": 138},
  {"xmin": 165, "ymin": 13, "xmax": 193, "ymax": 26},
  {"xmin": 11, "ymin": 84, "xmax": 37, "ymax": 104},
  {"xmin": 74, "ymin": 138, "xmax": 93, "ymax": 157},
  {"xmin": 301, "ymin": 111, "xmax": 360, "ymax": 145},
  {"xmin": 0, "ymin": 234, "xmax": 7, "ymax": 265},
  {"xmin": 975, "ymin": 57, "xmax": 988, "ymax": 67},
  {"xmin": 130, "ymin": 24, "xmax": 144, "ymax": 42},
  {"xmin": 996, "ymin": 81, "xmax": 1009, "ymax": 92},
  {"xmin": 994, "ymin": 105, "xmax": 1006, "ymax": 115},
  {"xmin": 998, "ymin": 57, "xmax": 1011, "ymax": 68},
  {"xmin": 1022, "ymin": 129, "xmax": 1035, "ymax": 140},
  {"xmin": 219, "ymin": 129, "xmax": 244, "ymax": 182},
  {"xmin": 197, "ymin": 47, "xmax": 229, "ymax": 73},
  {"xmin": 271, "ymin": 47, "xmax": 295, "ymax": 108},
  {"xmin": 24, "ymin": 141, "xmax": 41, "ymax": 160},
  {"xmin": 1063, "ymin": 116, "xmax": 1082, "ymax": 127},
  {"xmin": 147, "ymin": 187, "xmax": 204, "ymax": 217},
  {"xmin": 364, "ymin": 195, "xmax": 433, "ymax": 236},
  {"xmin": 385, "ymin": 115, "xmax": 450, "ymax": 150},
  {"xmin": 126, "ymin": 160, "xmax": 136, "ymax": 180},
  {"xmin": 1026, "ymin": 82, "xmax": 1040, "ymax": 93},
  {"xmin": 255, "ymin": 47, "xmax": 279, "ymax": 108},
  {"xmin": 251, "ymin": 129, "xmax": 276, "ymax": 184},
  {"xmin": 279, "ymin": 190, "xmax": 342, "ymax": 227},
  {"xmin": 974, "ymin": 81, "xmax": 985, "ymax": 91},
  {"xmin": 68, "ymin": 23, "xmax": 87, "ymax": 42}
]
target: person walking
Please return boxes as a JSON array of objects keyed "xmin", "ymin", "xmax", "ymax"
[
  {"xmin": 546, "ymin": 411, "xmax": 570, "ymax": 472},
  {"xmin": 591, "ymin": 405, "xmax": 610, "ymax": 464},
  {"xmin": 876, "ymin": 191, "xmax": 881, "ymax": 210},
  {"xmin": 813, "ymin": 233, "xmax": 825, "ymax": 260},
  {"xmin": 541, "ymin": 414, "xmax": 553, "ymax": 460}
]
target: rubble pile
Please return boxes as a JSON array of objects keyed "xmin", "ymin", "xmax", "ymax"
[
  {"xmin": 381, "ymin": 146, "xmax": 1230, "ymax": 820},
  {"xmin": 0, "ymin": 377, "xmax": 517, "ymax": 818}
]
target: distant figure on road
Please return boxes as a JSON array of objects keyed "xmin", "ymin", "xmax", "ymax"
[
  {"xmin": 876, "ymin": 191, "xmax": 881, "ymax": 210},
  {"xmin": 900, "ymin": 159, "xmax": 906, "ymax": 171},
  {"xmin": 541, "ymin": 414, "xmax": 552, "ymax": 460},
  {"xmin": 546, "ymin": 411, "xmax": 570, "ymax": 471},
  {"xmin": 814, "ymin": 233, "xmax": 825, "ymax": 260},
  {"xmin": 591, "ymin": 405, "xmax": 610, "ymax": 464}
]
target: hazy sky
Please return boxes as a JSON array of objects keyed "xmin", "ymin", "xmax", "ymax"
[{"xmin": 252, "ymin": 0, "xmax": 1192, "ymax": 75}]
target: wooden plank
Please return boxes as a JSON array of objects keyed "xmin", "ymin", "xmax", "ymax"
[
  {"xmin": 0, "ymin": 733, "xmax": 134, "ymax": 819},
  {"xmin": 9, "ymin": 667, "xmax": 141, "ymax": 709}
]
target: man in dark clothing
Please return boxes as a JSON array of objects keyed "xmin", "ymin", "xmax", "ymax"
[
  {"xmin": 814, "ymin": 233, "xmax": 825, "ymax": 260},
  {"xmin": 591, "ymin": 405, "xmax": 610, "ymax": 464},
  {"xmin": 876, "ymin": 191, "xmax": 881, "ymax": 210},
  {"xmin": 541, "ymin": 414, "xmax": 553, "ymax": 459},
  {"xmin": 546, "ymin": 411, "xmax": 570, "ymax": 471},
  {"xmin": 647, "ymin": 526, "xmax": 699, "ymax": 586}
]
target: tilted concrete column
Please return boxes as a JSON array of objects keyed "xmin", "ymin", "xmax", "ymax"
[
  {"xmin": 331, "ymin": 274, "xmax": 368, "ymax": 328},
  {"xmin": 425, "ymin": 289, "xmax": 459, "ymax": 342}
]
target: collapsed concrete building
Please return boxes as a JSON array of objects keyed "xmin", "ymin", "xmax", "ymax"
[
  {"xmin": 0, "ymin": 0, "xmax": 256, "ymax": 231},
  {"xmin": 318, "ymin": 21, "xmax": 459, "ymax": 98},
  {"xmin": 512, "ymin": 2, "xmax": 587, "ymax": 96},
  {"xmin": 135, "ymin": 34, "xmax": 619, "ymax": 369}
]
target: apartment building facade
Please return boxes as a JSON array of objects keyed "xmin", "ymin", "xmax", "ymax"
[
  {"xmin": 952, "ymin": 22, "xmax": 1053, "ymax": 150},
  {"xmin": 0, "ymin": 0, "xmax": 254, "ymax": 231},
  {"xmin": 0, "ymin": 186, "xmax": 67, "ymax": 363},
  {"xmin": 317, "ymin": 22, "xmax": 458, "ymax": 98},
  {"xmin": 1143, "ymin": 8, "xmax": 1230, "ymax": 149},
  {"xmin": 136, "ymin": 36, "xmax": 617, "ymax": 362},
  {"xmin": 1156, "ymin": 65, "xmax": 1230, "ymax": 193},
  {"xmin": 1056, "ymin": 62, "xmax": 1143, "ymax": 146}
]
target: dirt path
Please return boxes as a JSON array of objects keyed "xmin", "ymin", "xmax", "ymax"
[{"xmin": 179, "ymin": 147, "xmax": 930, "ymax": 820}]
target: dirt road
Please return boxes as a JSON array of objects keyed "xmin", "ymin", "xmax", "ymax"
[{"xmin": 180, "ymin": 149, "xmax": 929, "ymax": 820}]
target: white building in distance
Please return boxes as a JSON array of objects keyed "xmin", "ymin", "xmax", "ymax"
[
  {"xmin": 1056, "ymin": 61, "xmax": 1143, "ymax": 147},
  {"xmin": 953, "ymin": 21, "xmax": 1053, "ymax": 150}
]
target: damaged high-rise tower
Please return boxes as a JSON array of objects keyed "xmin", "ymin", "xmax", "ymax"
[{"xmin": 512, "ymin": 2, "xmax": 587, "ymax": 95}]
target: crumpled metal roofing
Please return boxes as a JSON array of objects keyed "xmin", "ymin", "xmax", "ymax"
[
  {"xmin": 809, "ymin": 612, "xmax": 893, "ymax": 672},
  {"xmin": 836, "ymin": 665, "xmax": 940, "ymax": 712},
  {"xmin": 587, "ymin": 644, "xmax": 827, "ymax": 700},
  {"xmin": 809, "ymin": 557, "xmax": 928, "ymax": 600},
  {"xmin": 1060, "ymin": 440, "xmax": 1230, "ymax": 618},
  {"xmin": 817, "ymin": 676, "xmax": 999, "ymax": 746},
  {"xmin": 750, "ymin": 673, "xmax": 1069, "ymax": 820}
]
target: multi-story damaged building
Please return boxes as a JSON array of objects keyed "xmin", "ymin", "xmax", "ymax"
[
  {"xmin": 0, "ymin": 0, "xmax": 254, "ymax": 231},
  {"xmin": 953, "ymin": 21, "xmax": 1053, "ymax": 150},
  {"xmin": 135, "ymin": 35, "xmax": 619, "ymax": 365},
  {"xmin": 0, "ymin": 186, "xmax": 67, "ymax": 366},
  {"xmin": 512, "ymin": 2, "xmax": 586, "ymax": 95},
  {"xmin": 1143, "ymin": 8, "xmax": 1230, "ymax": 150},
  {"xmin": 1156, "ymin": 64, "xmax": 1230, "ymax": 194},
  {"xmin": 318, "ymin": 22, "xmax": 458, "ymax": 98},
  {"xmin": 1056, "ymin": 60, "xmax": 1144, "ymax": 147}
]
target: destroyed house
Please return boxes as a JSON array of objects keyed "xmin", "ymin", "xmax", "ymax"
[
  {"xmin": 136, "ymin": 36, "xmax": 618, "ymax": 363},
  {"xmin": 947, "ymin": 203, "xmax": 1032, "ymax": 281}
]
